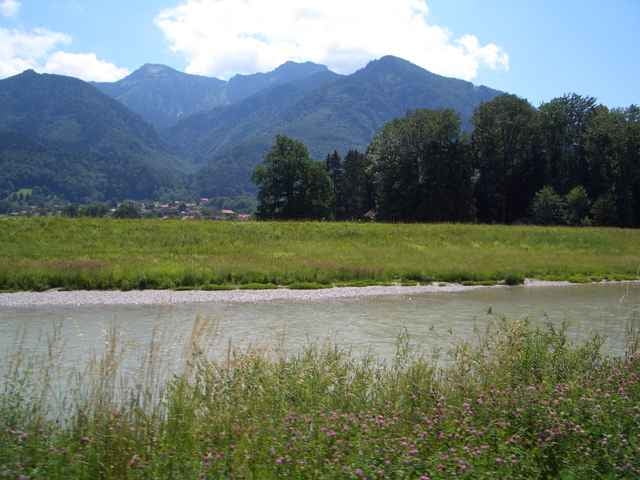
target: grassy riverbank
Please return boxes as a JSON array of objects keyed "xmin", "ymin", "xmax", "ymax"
[
  {"xmin": 1, "ymin": 319, "xmax": 639, "ymax": 479},
  {"xmin": 1, "ymin": 217, "xmax": 639, "ymax": 291}
]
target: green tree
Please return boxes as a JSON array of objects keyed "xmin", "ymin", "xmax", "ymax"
[
  {"xmin": 369, "ymin": 109, "xmax": 475, "ymax": 222},
  {"xmin": 80, "ymin": 203, "xmax": 109, "ymax": 218},
  {"xmin": 113, "ymin": 202, "xmax": 141, "ymax": 219},
  {"xmin": 341, "ymin": 150, "xmax": 375, "ymax": 220},
  {"xmin": 625, "ymin": 105, "xmax": 640, "ymax": 226},
  {"xmin": 585, "ymin": 107, "xmax": 633, "ymax": 226},
  {"xmin": 253, "ymin": 136, "xmax": 333, "ymax": 219},
  {"xmin": 530, "ymin": 186, "xmax": 567, "ymax": 225},
  {"xmin": 539, "ymin": 94, "xmax": 597, "ymax": 192},
  {"xmin": 472, "ymin": 94, "xmax": 540, "ymax": 224},
  {"xmin": 565, "ymin": 186, "xmax": 590, "ymax": 225},
  {"xmin": 61, "ymin": 204, "xmax": 79, "ymax": 218},
  {"xmin": 0, "ymin": 199, "xmax": 12, "ymax": 214},
  {"xmin": 590, "ymin": 193, "xmax": 618, "ymax": 226},
  {"xmin": 325, "ymin": 150, "xmax": 345, "ymax": 219}
]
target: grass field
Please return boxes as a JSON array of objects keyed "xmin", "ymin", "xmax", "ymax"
[
  {"xmin": 1, "ymin": 217, "xmax": 639, "ymax": 291},
  {"xmin": 2, "ymin": 319, "xmax": 639, "ymax": 479}
]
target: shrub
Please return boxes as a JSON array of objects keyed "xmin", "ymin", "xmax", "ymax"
[
  {"xmin": 530, "ymin": 186, "xmax": 567, "ymax": 225},
  {"xmin": 504, "ymin": 273, "xmax": 525, "ymax": 285},
  {"xmin": 591, "ymin": 193, "xmax": 619, "ymax": 226},
  {"xmin": 565, "ymin": 185, "xmax": 590, "ymax": 225}
]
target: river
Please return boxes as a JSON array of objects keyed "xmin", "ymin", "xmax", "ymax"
[{"xmin": 1, "ymin": 283, "xmax": 639, "ymax": 377}]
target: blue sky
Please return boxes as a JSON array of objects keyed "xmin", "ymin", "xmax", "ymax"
[{"xmin": 1, "ymin": 0, "xmax": 637, "ymax": 107}]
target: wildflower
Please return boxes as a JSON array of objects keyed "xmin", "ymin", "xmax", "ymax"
[
  {"xmin": 128, "ymin": 455, "xmax": 142, "ymax": 469},
  {"xmin": 202, "ymin": 452, "xmax": 214, "ymax": 468}
]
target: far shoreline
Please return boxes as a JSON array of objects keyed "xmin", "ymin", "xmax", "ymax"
[{"xmin": 1, "ymin": 279, "xmax": 639, "ymax": 308}]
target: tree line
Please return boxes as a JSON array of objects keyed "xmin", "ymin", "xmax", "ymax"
[{"xmin": 253, "ymin": 93, "xmax": 640, "ymax": 227}]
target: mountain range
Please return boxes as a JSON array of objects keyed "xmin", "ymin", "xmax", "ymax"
[
  {"xmin": 0, "ymin": 56, "xmax": 503, "ymax": 201},
  {"xmin": 0, "ymin": 70, "xmax": 185, "ymax": 201}
]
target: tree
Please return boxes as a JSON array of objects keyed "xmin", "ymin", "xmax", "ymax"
[
  {"xmin": 530, "ymin": 186, "xmax": 566, "ymax": 225},
  {"xmin": 80, "ymin": 203, "xmax": 109, "ymax": 218},
  {"xmin": 325, "ymin": 151, "xmax": 345, "ymax": 219},
  {"xmin": 472, "ymin": 94, "xmax": 540, "ymax": 224},
  {"xmin": 565, "ymin": 186, "xmax": 590, "ymax": 225},
  {"xmin": 590, "ymin": 193, "xmax": 618, "ymax": 226},
  {"xmin": 625, "ymin": 105, "xmax": 640, "ymax": 226},
  {"xmin": 538, "ymin": 94, "xmax": 597, "ymax": 192},
  {"xmin": 341, "ymin": 150, "xmax": 375, "ymax": 220},
  {"xmin": 113, "ymin": 202, "xmax": 141, "ymax": 219},
  {"xmin": 0, "ymin": 199, "xmax": 12, "ymax": 214},
  {"xmin": 304, "ymin": 161, "xmax": 334, "ymax": 219},
  {"xmin": 253, "ymin": 136, "xmax": 333, "ymax": 219},
  {"xmin": 585, "ymin": 107, "xmax": 633, "ymax": 226},
  {"xmin": 369, "ymin": 109, "xmax": 475, "ymax": 222},
  {"xmin": 62, "ymin": 204, "xmax": 79, "ymax": 218}
]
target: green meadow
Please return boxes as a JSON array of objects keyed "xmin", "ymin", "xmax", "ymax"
[{"xmin": 1, "ymin": 217, "xmax": 639, "ymax": 291}]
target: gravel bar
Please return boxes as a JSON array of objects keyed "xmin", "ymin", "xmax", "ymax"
[{"xmin": 0, "ymin": 280, "xmax": 638, "ymax": 308}]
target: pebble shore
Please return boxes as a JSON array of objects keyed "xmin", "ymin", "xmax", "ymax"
[{"xmin": 0, "ymin": 280, "xmax": 637, "ymax": 308}]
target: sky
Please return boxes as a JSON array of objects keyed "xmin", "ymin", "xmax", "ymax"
[{"xmin": 0, "ymin": 0, "xmax": 637, "ymax": 107}]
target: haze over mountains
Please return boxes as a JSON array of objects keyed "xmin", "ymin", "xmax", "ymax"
[{"xmin": 0, "ymin": 56, "xmax": 503, "ymax": 201}]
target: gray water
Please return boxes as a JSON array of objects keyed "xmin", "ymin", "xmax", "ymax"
[{"xmin": 1, "ymin": 284, "xmax": 639, "ymax": 376}]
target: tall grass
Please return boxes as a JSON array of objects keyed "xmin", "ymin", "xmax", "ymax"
[
  {"xmin": 1, "ymin": 318, "xmax": 639, "ymax": 479},
  {"xmin": 1, "ymin": 218, "xmax": 640, "ymax": 291}
]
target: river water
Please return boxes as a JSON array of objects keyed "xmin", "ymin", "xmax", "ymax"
[{"xmin": 1, "ymin": 284, "xmax": 639, "ymax": 376}]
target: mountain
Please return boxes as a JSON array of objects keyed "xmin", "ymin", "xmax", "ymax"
[
  {"xmin": 0, "ymin": 70, "xmax": 184, "ymax": 201},
  {"xmin": 168, "ymin": 56, "xmax": 503, "ymax": 196},
  {"xmin": 95, "ymin": 61, "xmax": 330, "ymax": 129},
  {"xmin": 225, "ymin": 61, "xmax": 330, "ymax": 103},
  {"xmin": 0, "ymin": 57, "xmax": 505, "ymax": 201},
  {"xmin": 94, "ymin": 64, "xmax": 227, "ymax": 130}
]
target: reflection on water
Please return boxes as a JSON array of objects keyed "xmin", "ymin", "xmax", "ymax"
[{"xmin": 1, "ymin": 284, "xmax": 639, "ymax": 374}]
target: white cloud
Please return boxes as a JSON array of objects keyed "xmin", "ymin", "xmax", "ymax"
[
  {"xmin": 155, "ymin": 0, "xmax": 509, "ymax": 81},
  {"xmin": 0, "ymin": 28, "xmax": 71, "ymax": 78},
  {"xmin": 0, "ymin": 0, "xmax": 20, "ymax": 17},
  {"xmin": 44, "ymin": 51, "xmax": 130, "ymax": 82},
  {"xmin": 0, "ymin": 27, "xmax": 129, "ymax": 81}
]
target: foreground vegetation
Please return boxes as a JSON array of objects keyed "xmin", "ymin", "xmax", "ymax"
[
  {"xmin": 1, "ymin": 319, "xmax": 639, "ymax": 479},
  {"xmin": 1, "ymin": 218, "xmax": 640, "ymax": 291}
]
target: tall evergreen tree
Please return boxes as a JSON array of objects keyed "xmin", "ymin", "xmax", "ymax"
[
  {"xmin": 341, "ymin": 150, "xmax": 375, "ymax": 220},
  {"xmin": 325, "ymin": 150, "xmax": 345, "ymax": 219}
]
